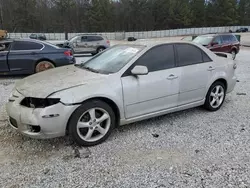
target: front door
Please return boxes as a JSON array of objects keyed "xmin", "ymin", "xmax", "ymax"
[
  {"xmin": 74, "ymin": 36, "xmax": 91, "ymax": 53},
  {"xmin": 121, "ymin": 44, "xmax": 181, "ymax": 119},
  {"xmin": 0, "ymin": 50, "xmax": 9, "ymax": 72},
  {"xmin": 210, "ymin": 36, "xmax": 223, "ymax": 52},
  {"xmin": 175, "ymin": 43, "xmax": 215, "ymax": 106}
]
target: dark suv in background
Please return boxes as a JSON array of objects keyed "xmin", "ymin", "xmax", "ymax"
[
  {"xmin": 193, "ymin": 33, "xmax": 240, "ymax": 59},
  {"xmin": 29, "ymin": 33, "xmax": 47, "ymax": 41},
  {"xmin": 236, "ymin": 28, "xmax": 248, "ymax": 33}
]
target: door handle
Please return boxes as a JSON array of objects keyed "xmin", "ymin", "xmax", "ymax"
[
  {"xmin": 167, "ymin": 74, "xmax": 178, "ymax": 80},
  {"xmin": 207, "ymin": 66, "xmax": 215, "ymax": 71}
]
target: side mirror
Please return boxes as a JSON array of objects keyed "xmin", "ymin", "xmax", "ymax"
[
  {"xmin": 131, "ymin": 65, "xmax": 148, "ymax": 76},
  {"xmin": 211, "ymin": 42, "xmax": 219, "ymax": 46}
]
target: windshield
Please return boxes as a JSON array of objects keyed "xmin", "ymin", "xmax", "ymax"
[
  {"xmin": 77, "ymin": 45, "xmax": 144, "ymax": 74},
  {"xmin": 193, "ymin": 36, "xmax": 213, "ymax": 45}
]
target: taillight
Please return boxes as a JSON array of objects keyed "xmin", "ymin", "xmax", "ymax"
[{"xmin": 64, "ymin": 50, "xmax": 72, "ymax": 56}]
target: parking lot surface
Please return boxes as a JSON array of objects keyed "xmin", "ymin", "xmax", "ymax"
[{"xmin": 0, "ymin": 48, "xmax": 250, "ymax": 188}]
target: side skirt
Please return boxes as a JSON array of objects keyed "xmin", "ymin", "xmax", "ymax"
[{"xmin": 119, "ymin": 100, "xmax": 205, "ymax": 126}]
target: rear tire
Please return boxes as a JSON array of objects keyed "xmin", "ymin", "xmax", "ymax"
[
  {"xmin": 204, "ymin": 81, "xmax": 226, "ymax": 111},
  {"xmin": 68, "ymin": 100, "xmax": 116, "ymax": 146},
  {"xmin": 35, "ymin": 61, "xmax": 55, "ymax": 73},
  {"xmin": 97, "ymin": 47, "xmax": 105, "ymax": 54}
]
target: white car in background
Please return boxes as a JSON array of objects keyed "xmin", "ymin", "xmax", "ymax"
[{"xmin": 6, "ymin": 41, "xmax": 237, "ymax": 146}]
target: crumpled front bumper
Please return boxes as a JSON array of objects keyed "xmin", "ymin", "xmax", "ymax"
[{"xmin": 6, "ymin": 89, "xmax": 79, "ymax": 139}]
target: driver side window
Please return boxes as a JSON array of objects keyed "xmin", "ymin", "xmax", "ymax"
[
  {"xmin": 81, "ymin": 36, "xmax": 87, "ymax": 42},
  {"xmin": 213, "ymin": 36, "xmax": 222, "ymax": 45},
  {"xmin": 134, "ymin": 44, "xmax": 175, "ymax": 72}
]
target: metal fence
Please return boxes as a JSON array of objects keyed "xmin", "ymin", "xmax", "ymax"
[{"xmin": 8, "ymin": 26, "xmax": 250, "ymax": 41}]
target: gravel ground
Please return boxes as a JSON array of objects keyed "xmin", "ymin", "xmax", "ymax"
[{"xmin": 0, "ymin": 48, "xmax": 250, "ymax": 188}]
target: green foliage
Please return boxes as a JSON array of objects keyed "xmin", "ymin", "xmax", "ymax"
[{"xmin": 0, "ymin": 0, "xmax": 249, "ymax": 32}]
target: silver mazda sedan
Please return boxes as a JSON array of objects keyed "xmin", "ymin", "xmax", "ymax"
[{"xmin": 6, "ymin": 41, "xmax": 237, "ymax": 146}]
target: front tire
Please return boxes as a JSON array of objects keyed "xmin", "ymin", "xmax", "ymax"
[
  {"xmin": 204, "ymin": 81, "xmax": 226, "ymax": 111},
  {"xmin": 68, "ymin": 100, "xmax": 116, "ymax": 146}
]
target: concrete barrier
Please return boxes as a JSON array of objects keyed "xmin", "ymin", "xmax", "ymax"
[{"xmin": 8, "ymin": 26, "xmax": 250, "ymax": 40}]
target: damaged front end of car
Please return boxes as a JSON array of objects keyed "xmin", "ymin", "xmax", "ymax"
[{"xmin": 20, "ymin": 97, "xmax": 61, "ymax": 108}]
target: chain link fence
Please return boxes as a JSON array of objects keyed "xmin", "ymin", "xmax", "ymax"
[{"xmin": 8, "ymin": 26, "xmax": 250, "ymax": 41}]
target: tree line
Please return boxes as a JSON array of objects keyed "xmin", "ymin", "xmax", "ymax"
[{"xmin": 0, "ymin": 0, "xmax": 249, "ymax": 33}]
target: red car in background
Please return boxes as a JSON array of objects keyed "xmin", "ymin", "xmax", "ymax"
[{"xmin": 193, "ymin": 33, "xmax": 240, "ymax": 60}]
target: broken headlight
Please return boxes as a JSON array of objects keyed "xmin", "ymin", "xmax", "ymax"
[{"xmin": 20, "ymin": 97, "xmax": 60, "ymax": 108}]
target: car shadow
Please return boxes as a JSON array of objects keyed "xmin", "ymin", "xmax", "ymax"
[{"xmin": 0, "ymin": 74, "xmax": 28, "ymax": 80}]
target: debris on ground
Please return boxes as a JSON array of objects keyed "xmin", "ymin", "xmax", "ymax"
[
  {"xmin": 43, "ymin": 168, "xmax": 50, "ymax": 175},
  {"xmin": 237, "ymin": 92, "xmax": 247, "ymax": 96},
  {"xmin": 73, "ymin": 148, "xmax": 81, "ymax": 158},
  {"xmin": 152, "ymin": 133, "xmax": 159, "ymax": 138},
  {"xmin": 195, "ymin": 149, "xmax": 200, "ymax": 154}
]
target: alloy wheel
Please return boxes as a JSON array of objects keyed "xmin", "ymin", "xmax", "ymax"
[
  {"xmin": 209, "ymin": 85, "xmax": 225, "ymax": 109},
  {"xmin": 76, "ymin": 108, "xmax": 111, "ymax": 142},
  {"xmin": 98, "ymin": 48, "xmax": 104, "ymax": 53}
]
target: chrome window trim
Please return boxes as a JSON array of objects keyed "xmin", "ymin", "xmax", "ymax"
[{"xmin": 9, "ymin": 41, "xmax": 45, "ymax": 52}]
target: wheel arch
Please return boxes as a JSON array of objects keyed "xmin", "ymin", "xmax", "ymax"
[
  {"xmin": 96, "ymin": 45, "xmax": 106, "ymax": 51},
  {"xmin": 231, "ymin": 47, "xmax": 237, "ymax": 53},
  {"xmin": 34, "ymin": 58, "xmax": 56, "ymax": 72},
  {"xmin": 211, "ymin": 78, "xmax": 228, "ymax": 92},
  {"xmin": 66, "ymin": 97, "xmax": 121, "ymax": 134}
]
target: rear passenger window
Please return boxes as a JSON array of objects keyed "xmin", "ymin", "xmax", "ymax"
[
  {"xmin": 229, "ymin": 35, "xmax": 238, "ymax": 42},
  {"xmin": 176, "ymin": 44, "xmax": 203, "ymax": 66},
  {"xmin": 135, "ymin": 44, "xmax": 175, "ymax": 72},
  {"xmin": 221, "ymin": 35, "xmax": 231, "ymax": 43},
  {"xmin": 11, "ymin": 41, "xmax": 43, "ymax": 51},
  {"xmin": 87, "ymin": 36, "xmax": 103, "ymax": 41}
]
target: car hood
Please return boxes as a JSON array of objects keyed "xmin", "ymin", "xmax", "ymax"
[{"xmin": 16, "ymin": 65, "xmax": 106, "ymax": 98}]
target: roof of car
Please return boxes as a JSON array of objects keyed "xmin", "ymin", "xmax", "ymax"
[
  {"xmin": 198, "ymin": 33, "xmax": 235, "ymax": 37},
  {"xmin": 113, "ymin": 40, "xmax": 203, "ymax": 49},
  {"xmin": 6, "ymin": 38, "xmax": 52, "ymax": 44},
  {"xmin": 131, "ymin": 40, "xmax": 197, "ymax": 47},
  {"xmin": 0, "ymin": 38, "xmax": 14, "ymax": 43},
  {"xmin": 75, "ymin": 34, "xmax": 103, "ymax": 36},
  {"xmin": 0, "ymin": 38, "xmax": 59, "ymax": 48}
]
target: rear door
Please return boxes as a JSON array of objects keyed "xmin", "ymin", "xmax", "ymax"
[
  {"xmin": 8, "ymin": 41, "xmax": 43, "ymax": 73},
  {"xmin": 0, "ymin": 43, "xmax": 10, "ymax": 72},
  {"xmin": 176, "ymin": 43, "xmax": 215, "ymax": 105},
  {"xmin": 87, "ymin": 36, "xmax": 103, "ymax": 52},
  {"xmin": 221, "ymin": 35, "xmax": 232, "ymax": 53}
]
